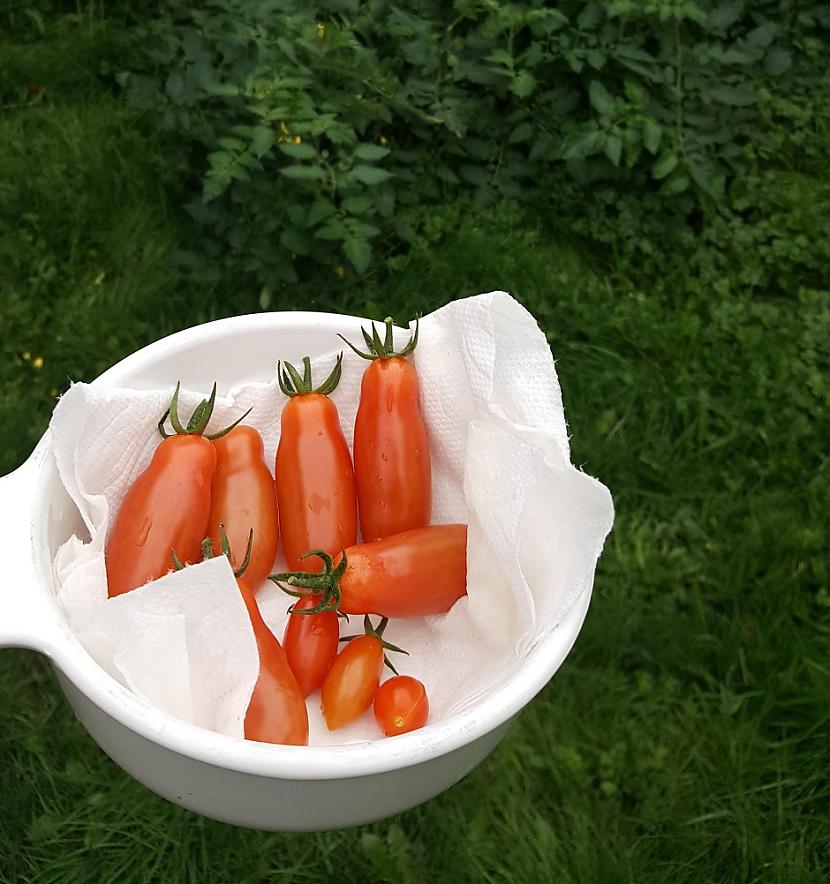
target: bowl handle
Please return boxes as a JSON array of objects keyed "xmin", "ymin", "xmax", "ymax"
[{"xmin": 0, "ymin": 451, "xmax": 69, "ymax": 657}]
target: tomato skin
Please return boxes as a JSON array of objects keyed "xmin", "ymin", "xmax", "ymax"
[
  {"xmin": 237, "ymin": 579, "xmax": 309, "ymax": 745},
  {"xmin": 275, "ymin": 393, "xmax": 357, "ymax": 573},
  {"xmin": 207, "ymin": 426, "xmax": 278, "ymax": 589},
  {"xmin": 373, "ymin": 676, "xmax": 429, "ymax": 736},
  {"xmin": 337, "ymin": 524, "xmax": 467, "ymax": 618},
  {"xmin": 353, "ymin": 358, "xmax": 431, "ymax": 542},
  {"xmin": 283, "ymin": 594, "xmax": 340, "ymax": 697},
  {"xmin": 320, "ymin": 635, "xmax": 384, "ymax": 730},
  {"xmin": 106, "ymin": 435, "xmax": 216, "ymax": 598}
]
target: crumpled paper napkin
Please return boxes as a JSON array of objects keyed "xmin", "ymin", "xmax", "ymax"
[{"xmin": 49, "ymin": 291, "xmax": 614, "ymax": 744}]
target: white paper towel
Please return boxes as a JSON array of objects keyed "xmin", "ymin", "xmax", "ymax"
[{"xmin": 49, "ymin": 291, "xmax": 614, "ymax": 744}]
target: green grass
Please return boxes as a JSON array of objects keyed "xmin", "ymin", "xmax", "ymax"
[{"xmin": 1, "ymin": 8, "xmax": 829, "ymax": 884}]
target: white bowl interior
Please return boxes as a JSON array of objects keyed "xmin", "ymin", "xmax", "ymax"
[{"xmin": 31, "ymin": 311, "xmax": 593, "ymax": 780}]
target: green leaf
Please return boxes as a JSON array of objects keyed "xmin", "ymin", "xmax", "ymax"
[
  {"xmin": 624, "ymin": 79, "xmax": 648, "ymax": 106},
  {"xmin": 586, "ymin": 50, "xmax": 607, "ymax": 70},
  {"xmin": 643, "ymin": 119, "xmax": 662, "ymax": 154},
  {"xmin": 764, "ymin": 48, "xmax": 791, "ymax": 77},
  {"xmin": 660, "ymin": 173, "xmax": 690, "ymax": 196},
  {"xmin": 489, "ymin": 49, "xmax": 514, "ymax": 68},
  {"xmin": 745, "ymin": 22, "xmax": 777, "ymax": 51},
  {"xmin": 689, "ymin": 157, "xmax": 725, "ymax": 199},
  {"xmin": 529, "ymin": 133, "xmax": 556, "ymax": 162},
  {"xmin": 508, "ymin": 122, "xmax": 534, "ymax": 144},
  {"xmin": 251, "ymin": 127, "xmax": 273, "ymax": 158},
  {"xmin": 279, "ymin": 228, "xmax": 312, "ymax": 256},
  {"xmin": 341, "ymin": 196, "xmax": 373, "ymax": 214},
  {"xmin": 355, "ymin": 222, "xmax": 381, "ymax": 239},
  {"xmin": 350, "ymin": 166, "xmax": 393, "ymax": 185},
  {"xmin": 279, "ymin": 165, "xmax": 325, "ymax": 180},
  {"xmin": 205, "ymin": 83, "xmax": 239, "ymax": 97},
  {"xmin": 707, "ymin": 84, "xmax": 755, "ymax": 107},
  {"xmin": 344, "ymin": 238, "xmax": 372, "ymax": 274},
  {"xmin": 354, "ymin": 144, "xmax": 391, "ymax": 161},
  {"xmin": 510, "ymin": 71, "xmax": 537, "ymax": 99},
  {"xmin": 561, "ymin": 128, "xmax": 605, "ymax": 160},
  {"xmin": 578, "ymin": 2, "xmax": 601, "ymax": 28},
  {"xmin": 217, "ymin": 137, "xmax": 244, "ymax": 151},
  {"xmin": 278, "ymin": 142, "xmax": 316, "ymax": 159},
  {"xmin": 708, "ymin": 1, "xmax": 742, "ymax": 30},
  {"xmin": 589, "ymin": 80, "xmax": 615, "ymax": 116},
  {"xmin": 604, "ymin": 134, "xmax": 622, "ymax": 167},
  {"xmin": 165, "ymin": 71, "xmax": 185, "ymax": 104},
  {"xmin": 202, "ymin": 174, "xmax": 228, "ymax": 203},
  {"xmin": 308, "ymin": 198, "xmax": 336, "ymax": 227},
  {"xmin": 653, "ymin": 152, "xmax": 678, "ymax": 180},
  {"xmin": 315, "ymin": 219, "xmax": 347, "ymax": 241}
]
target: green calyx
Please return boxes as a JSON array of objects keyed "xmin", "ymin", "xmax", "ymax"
[
  {"xmin": 339, "ymin": 315, "xmax": 419, "ymax": 361},
  {"xmin": 158, "ymin": 382, "xmax": 252, "ymax": 440},
  {"xmin": 269, "ymin": 548, "xmax": 347, "ymax": 615},
  {"xmin": 269, "ymin": 557, "xmax": 408, "ymax": 671},
  {"xmin": 277, "ymin": 353, "xmax": 343, "ymax": 397},
  {"xmin": 339, "ymin": 615, "xmax": 409, "ymax": 674},
  {"xmin": 172, "ymin": 524, "xmax": 253, "ymax": 578}
]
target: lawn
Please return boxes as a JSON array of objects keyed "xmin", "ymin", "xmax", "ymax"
[{"xmin": 1, "ymin": 5, "xmax": 828, "ymax": 883}]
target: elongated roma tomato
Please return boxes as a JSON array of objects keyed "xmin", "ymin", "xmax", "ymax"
[
  {"xmin": 237, "ymin": 578, "xmax": 309, "ymax": 745},
  {"xmin": 283, "ymin": 593, "xmax": 340, "ymax": 697},
  {"xmin": 106, "ymin": 383, "xmax": 247, "ymax": 598},
  {"xmin": 270, "ymin": 524, "xmax": 467, "ymax": 619},
  {"xmin": 208, "ymin": 426, "xmax": 278, "ymax": 589},
  {"xmin": 275, "ymin": 355, "xmax": 357, "ymax": 573},
  {"xmin": 374, "ymin": 676, "xmax": 429, "ymax": 737},
  {"xmin": 342, "ymin": 317, "xmax": 431, "ymax": 541}
]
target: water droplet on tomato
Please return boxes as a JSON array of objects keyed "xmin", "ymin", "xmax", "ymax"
[
  {"xmin": 134, "ymin": 517, "xmax": 151, "ymax": 547},
  {"xmin": 386, "ymin": 389, "xmax": 394, "ymax": 412},
  {"xmin": 307, "ymin": 493, "xmax": 330, "ymax": 513}
]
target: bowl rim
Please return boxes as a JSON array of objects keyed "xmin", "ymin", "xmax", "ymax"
[{"xmin": 32, "ymin": 309, "xmax": 598, "ymax": 780}]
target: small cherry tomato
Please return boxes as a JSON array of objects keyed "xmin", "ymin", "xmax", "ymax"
[
  {"xmin": 282, "ymin": 594, "xmax": 340, "ymax": 697},
  {"xmin": 274, "ymin": 355, "xmax": 357, "ymax": 573},
  {"xmin": 237, "ymin": 578, "xmax": 309, "ymax": 746},
  {"xmin": 373, "ymin": 676, "xmax": 429, "ymax": 736},
  {"xmin": 321, "ymin": 635, "xmax": 382, "ymax": 730},
  {"xmin": 208, "ymin": 425, "xmax": 278, "ymax": 589},
  {"xmin": 320, "ymin": 617, "xmax": 404, "ymax": 731},
  {"xmin": 270, "ymin": 524, "xmax": 467, "ymax": 619},
  {"xmin": 106, "ymin": 383, "xmax": 247, "ymax": 598},
  {"xmin": 342, "ymin": 317, "xmax": 431, "ymax": 542}
]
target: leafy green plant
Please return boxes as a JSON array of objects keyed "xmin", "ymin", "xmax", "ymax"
[{"xmin": 119, "ymin": 0, "xmax": 812, "ymax": 288}]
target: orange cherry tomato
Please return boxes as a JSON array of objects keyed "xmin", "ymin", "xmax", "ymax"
[
  {"xmin": 207, "ymin": 426, "xmax": 278, "ymax": 589},
  {"xmin": 373, "ymin": 676, "xmax": 429, "ymax": 736},
  {"xmin": 106, "ymin": 383, "xmax": 244, "ymax": 598},
  {"xmin": 237, "ymin": 579, "xmax": 309, "ymax": 745},
  {"xmin": 273, "ymin": 524, "xmax": 467, "ymax": 618},
  {"xmin": 344, "ymin": 318, "xmax": 431, "ymax": 541},
  {"xmin": 282, "ymin": 594, "xmax": 340, "ymax": 697},
  {"xmin": 274, "ymin": 356, "xmax": 357, "ymax": 573},
  {"xmin": 321, "ymin": 635, "xmax": 384, "ymax": 730}
]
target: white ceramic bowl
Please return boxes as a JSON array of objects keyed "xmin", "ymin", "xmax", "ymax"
[{"xmin": 0, "ymin": 311, "xmax": 592, "ymax": 831}]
